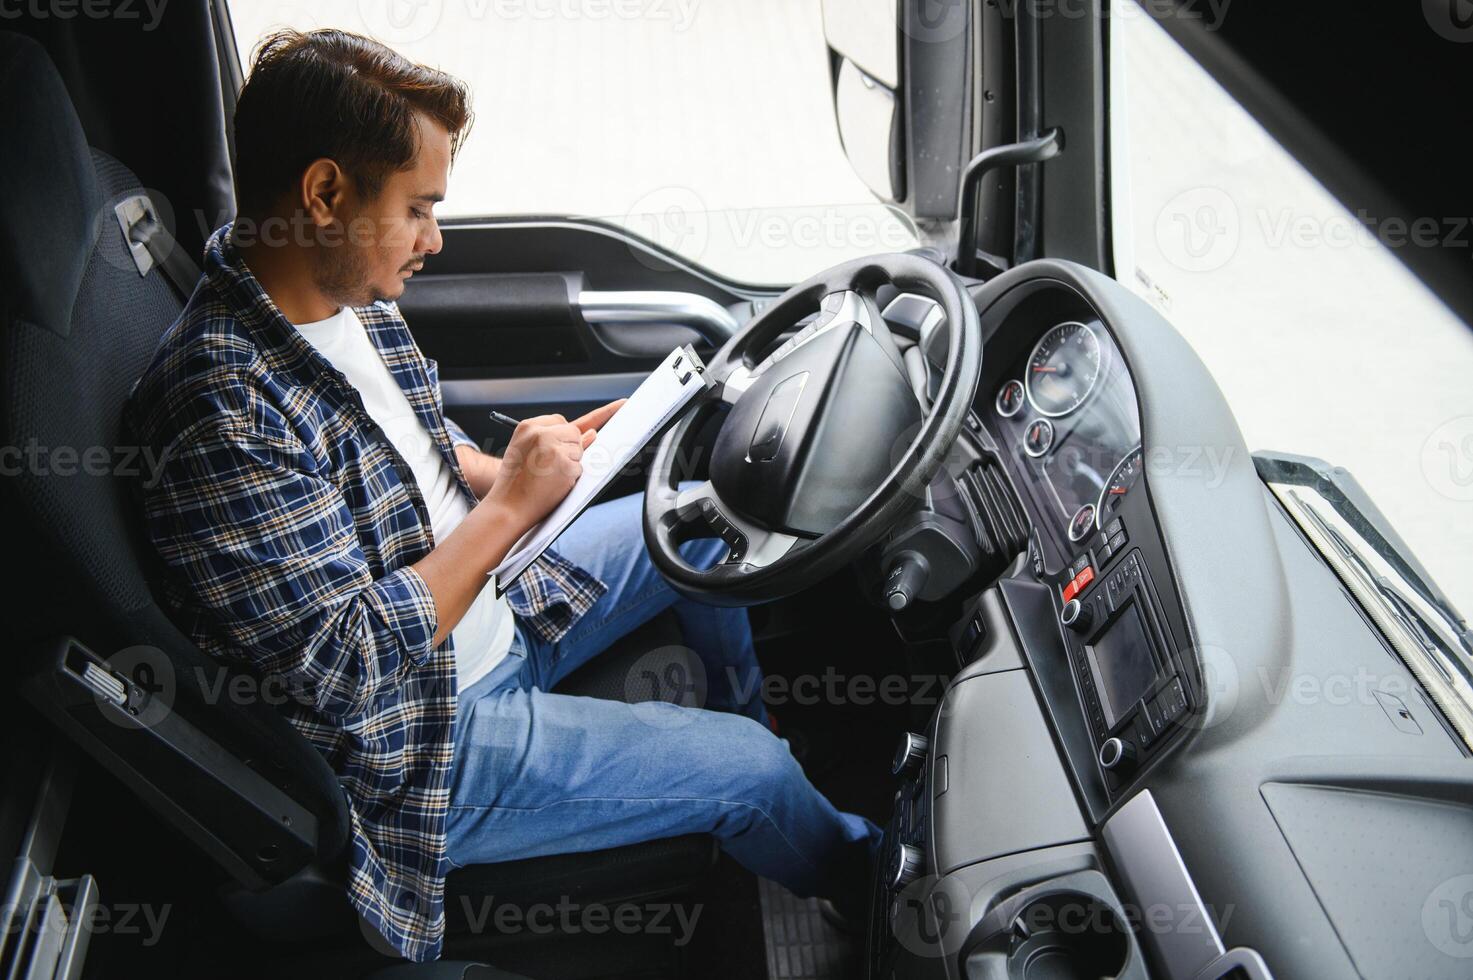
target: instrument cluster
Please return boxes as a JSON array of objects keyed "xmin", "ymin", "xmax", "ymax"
[{"xmin": 989, "ymin": 319, "xmax": 1144, "ymax": 555}]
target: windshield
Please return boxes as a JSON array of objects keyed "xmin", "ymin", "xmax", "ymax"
[
  {"xmin": 1110, "ymin": 4, "xmax": 1473, "ymax": 620},
  {"xmin": 226, "ymin": 2, "xmax": 917, "ymax": 286}
]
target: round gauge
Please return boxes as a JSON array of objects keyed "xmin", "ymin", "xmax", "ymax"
[
  {"xmin": 1023, "ymin": 418, "xmax": 1054, "ymax": 458},
  {"xmin": 995, "ymin": 379, "xmax": 1025, "ymax": 418},
  {"xmin": 1096, "ymin": 446, "xmax": 1144, "ymax": 527},
  {"xmin": 1025, "ymin": 321, "xmax": 1104, "ymax": 417},
  {"xmin": 1069, "ymin": 503, "xmax": 1097, "ymax": 542}
]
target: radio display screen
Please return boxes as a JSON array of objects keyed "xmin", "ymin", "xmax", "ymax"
[{"xmin": 1085, "ymin": 601, "xmax": 1158, "ymax": 727}]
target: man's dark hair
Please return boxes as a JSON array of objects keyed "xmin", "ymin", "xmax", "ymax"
[{"xmin": 233, "ymin": 29, "xmax": 473, "ymax": 216}]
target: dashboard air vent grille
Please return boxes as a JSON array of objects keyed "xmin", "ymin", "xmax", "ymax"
[{"xmin": 959, "ymin": 459, "xmax": 1030, "ymax": 564}]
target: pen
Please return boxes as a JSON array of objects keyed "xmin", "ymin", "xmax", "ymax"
[{"xmin": 487, "ymin": 410, "xmax": 521, "ymax": 431}]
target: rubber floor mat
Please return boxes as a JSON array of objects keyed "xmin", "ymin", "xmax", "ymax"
[{"xmin": 757, "ymin": 877, "xmax": 857, "ymax": 979}]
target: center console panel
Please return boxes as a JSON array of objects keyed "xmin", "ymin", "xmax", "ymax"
[{"xmin": 868, "ymin": 589, "xmax": 1151, "ymax": 979}]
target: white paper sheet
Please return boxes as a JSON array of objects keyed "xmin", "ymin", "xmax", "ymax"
[{"xmin": 492, "ymin": 345, "xmax": 710, "ymax": 592}]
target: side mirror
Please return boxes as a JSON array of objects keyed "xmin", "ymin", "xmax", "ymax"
[{"xmin": 821, "ymin": 0, "xmax": 972, "ymax": 219}]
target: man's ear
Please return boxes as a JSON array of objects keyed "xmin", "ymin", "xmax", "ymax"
[{"xmin": 299, "ymin": 158, "xmax": 348, "ymax": 227}]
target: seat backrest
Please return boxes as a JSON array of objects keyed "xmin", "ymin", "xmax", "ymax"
[{"xmin": 0, "ymin": 31, "xmax": 347, "ymax": 870}]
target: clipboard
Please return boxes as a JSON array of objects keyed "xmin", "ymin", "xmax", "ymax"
[{"xmin": 491, "ymin": 344, "xmax": 712, "ymax": 595}]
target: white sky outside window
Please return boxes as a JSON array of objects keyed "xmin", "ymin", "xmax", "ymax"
[{"xmin": 227, "ymin": 0, "xmax": 917, "ymax": 285}]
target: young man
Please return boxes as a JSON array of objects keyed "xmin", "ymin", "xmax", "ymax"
[{"xmin": 126, "ymin": 29, "xmax": 878, "ymax": 961}]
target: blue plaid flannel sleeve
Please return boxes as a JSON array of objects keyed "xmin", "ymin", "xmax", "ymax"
[{"xmin": 141, "ymin": 419, "xmax": 441, "ymax": 717}]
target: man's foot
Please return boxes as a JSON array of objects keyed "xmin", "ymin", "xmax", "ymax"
[{"xmin": 818, "ymin": 896, "xmax": 865, "ymax": 935}]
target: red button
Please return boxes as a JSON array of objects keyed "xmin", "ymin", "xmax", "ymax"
[{"xmin": 1061, "ymin": 565, "xmax": 1095, "ymax": 602}]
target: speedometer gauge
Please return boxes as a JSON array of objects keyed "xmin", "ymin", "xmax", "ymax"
[
  {"xmin": 1025, "ymin": 321, "xmax": 1103, "ymax": 417},
  {"xmin": 1096, "ymin": 446, "xmax": 1144, "ymax": 528}
]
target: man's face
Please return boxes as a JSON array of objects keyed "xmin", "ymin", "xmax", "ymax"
[{"xmin": 313, "ymin": 112, "xmax": 449, "ymax": 306}]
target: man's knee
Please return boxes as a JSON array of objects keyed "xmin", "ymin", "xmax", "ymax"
[{"xmin": 712, "ymin": 714, "xmax": 804, "ymax": 806}]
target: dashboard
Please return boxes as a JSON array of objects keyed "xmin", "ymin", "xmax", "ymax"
[{"xmin": 869, "ymin": 261, "xmax": 1472, "ymax": 980}]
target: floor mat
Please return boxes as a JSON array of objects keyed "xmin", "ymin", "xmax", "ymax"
[{"xmin": 758, "ymin": 878, "xmax": 858, "ymax": 980}]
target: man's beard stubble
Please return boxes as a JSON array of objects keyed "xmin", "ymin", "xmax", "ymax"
[{"xmin": 310, "ymin": 237, "xmax": 383, "ymax": 308}]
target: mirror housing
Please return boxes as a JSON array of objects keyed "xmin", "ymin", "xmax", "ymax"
[{"xmin": 821, "ymin": 0, "xmax": 972, "ymax": 219}]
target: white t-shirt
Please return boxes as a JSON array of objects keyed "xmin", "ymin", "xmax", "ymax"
[{"xmin": 293, "ymin": 306, "xmax": 514, "ymax": 693}]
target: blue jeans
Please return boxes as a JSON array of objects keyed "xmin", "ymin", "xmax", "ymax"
[{"xmin": 444, "ymin": 490, "xmax": 881, "ymax": 901}]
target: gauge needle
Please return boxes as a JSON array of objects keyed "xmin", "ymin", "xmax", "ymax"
[
  {"xmin": 1109, "ymin": 487, "xmax": 1127, "ymax": 494},
  {"xmin": 1032, "ymin": 366, "xmax": 1058, "ymax": 373}
]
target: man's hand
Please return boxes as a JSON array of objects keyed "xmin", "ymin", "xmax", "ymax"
[
  {"xmin": 571, "ymin": 399, "xmax": 624, "ymax": 448},
  {"xmin": 484, "ymin": 399, "xmax": 624, "ymax": 530},
  {"xmin": 412, "ymin": 399, "xmax": 623, "ymax": 645}
]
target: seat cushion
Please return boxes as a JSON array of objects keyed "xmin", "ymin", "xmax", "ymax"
[
  {"xmin": 551, "ymin": 609, "xmax": 692, "ymax": 703},
  {"xmin": 444, "ymin": 834, "xmax": 719, "ymax": 931}
]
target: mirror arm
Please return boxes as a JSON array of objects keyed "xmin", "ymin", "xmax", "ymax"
[{"xmin": 953, "ymin": 127, "xmax": 1064, "ymax": 279}]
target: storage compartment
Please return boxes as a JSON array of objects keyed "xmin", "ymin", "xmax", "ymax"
[{"xmin": 931, "ymin": 669, "xmax": 1088, "ymax": 874}]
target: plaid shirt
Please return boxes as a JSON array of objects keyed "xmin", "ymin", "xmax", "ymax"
[{"xmin": 125, "ymin": 224, "xmax": 605, "ymax": 962}]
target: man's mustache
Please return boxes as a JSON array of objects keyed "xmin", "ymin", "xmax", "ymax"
[{"xmin": 400, "ymin": 255, "xmax": 427, "ymax": 272}]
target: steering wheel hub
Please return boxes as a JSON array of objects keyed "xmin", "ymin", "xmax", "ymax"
[{"xmin": 711, "ymin": 292, "xmax": 922, "ymax": 537}]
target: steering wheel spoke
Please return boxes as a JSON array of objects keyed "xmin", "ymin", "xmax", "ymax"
[
  {"xmin": 717, "ymin": 363, "xmax": 757, "ymax": 405},
  {"xmin": 672, "ymin": 481, "xmax": 799, "ymax": 568}
]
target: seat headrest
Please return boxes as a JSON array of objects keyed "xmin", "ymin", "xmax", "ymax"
[{"xmin": 0, "ymin": 32, "xmax": 101, "ymax": 338}]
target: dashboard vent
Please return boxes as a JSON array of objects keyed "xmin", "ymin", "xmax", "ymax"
[{"xmin": 958, "ymin": 458, "xmax": 1030, "ymax": 568}]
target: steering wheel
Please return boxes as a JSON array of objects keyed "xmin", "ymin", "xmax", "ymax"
[{"xmin": 643, "ymin": 252, "xmax": 982, "ymax": 606}]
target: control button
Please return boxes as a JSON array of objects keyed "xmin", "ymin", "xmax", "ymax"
[
  {"xmin": 889, "ymin": 843, "xmax": 924, "ymax": 890},
  {"xmin": 1143, "ymin": 698, "xmax": 1164, "ymax": 734},
  {"xmin": 892, "ymin": 732, "xmax": 930, "ymax": 778},
  {"xmin": 1098, "ymin": 736, "xmax": 1137, "ymax": 773},
  {"xmin": 960, "ymin": 611, "xmax": 985, "ymax": 650},
  {"xmin": 1153, "ymin": 678, "xmax": 1188, "ymax": 726},
  {"xmin": 1060, "ymin": 598, "xmax": 1094, "ymax": 633},
  {"xmin": 1071, "ymin": 555, "xmax": 1090, "ymax": 578},
  {"xmin": 885, "ymin": 554, "xmax": 928, "ymax": 611},
  {"xmin": 934, "ymin": 755, "xmax": 949, "ymax": 796},
  {"xmin": 1108, "ymin": 530, "xmax": 1127, "ymax": 552},
  {"xmin": 1105, "ymin": 517, "xmax": 1124, "ymax": 538},
  {"xmin": 1098, "ymin": 542, "xmax": 1113, "ymax": 562},
  {"xmin": 1061, "ymin": 565, "xmax": 1095, "ymax": 602}
]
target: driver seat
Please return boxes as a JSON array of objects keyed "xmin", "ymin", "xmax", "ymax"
[{"xmin": 0, "ymin": 30, "xmax": 715, "ymax": 962}]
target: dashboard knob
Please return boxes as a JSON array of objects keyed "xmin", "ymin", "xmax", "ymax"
[
  {"xmin": 891, "ymin": 732, "xmax": 930, "ymax": 778},
  {"xmin": 884, "ymin": 553, "xmax": 929, "ymax": 611},
  {"xmin": 1060, "ymin": 598, "xmax": 1093, "ymax": 633},
  {"xmin": 1098, "ymin": 736, "xmax": 1137, "ymax": 773},
  {"xmin": 889, "ymin": 842, "xmax": 924, "ymax": 890}
]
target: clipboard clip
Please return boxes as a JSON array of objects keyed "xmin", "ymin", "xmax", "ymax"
[{"xmin": 672, "ymin": 345, "xmax": 707, "ymax": 386}]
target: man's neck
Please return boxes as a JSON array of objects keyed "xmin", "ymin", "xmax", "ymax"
[{"xmin": 235, "ymin": 217, "xmax": 338, "ymax": 324}]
